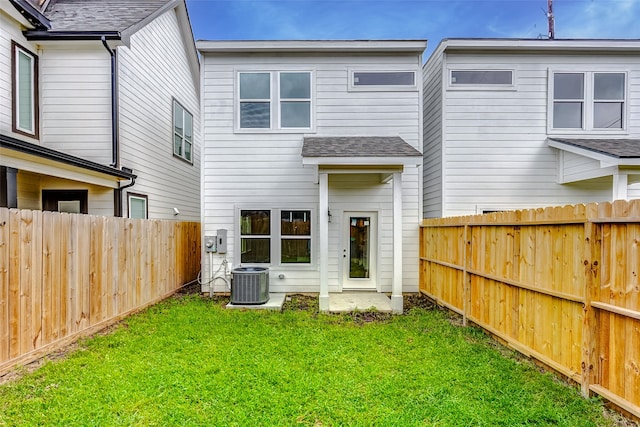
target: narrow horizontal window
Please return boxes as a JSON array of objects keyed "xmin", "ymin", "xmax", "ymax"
[
  {"xmin": 353, "ymin": 71, "xmax": 415, "ymax": 86},
  {"xmin": 451, "ymin": 70, "xmax": 512, "ymax": 85}
]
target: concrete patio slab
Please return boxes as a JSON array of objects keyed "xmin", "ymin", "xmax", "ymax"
[
  {"xmin": 226, "ymin": 293, "xmax": 286, "ymax": 311},
  {"xmin": 328, "ymin": 292, "xmax": 392, "ymax": 313}
]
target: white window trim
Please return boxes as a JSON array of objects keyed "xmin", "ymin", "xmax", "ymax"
[
  {"xmin": 348, "ymin": 68, "xmax": 418, "ymax": 92},
  {"xmin": 548, "ymin": 69, "xmax": 628, "ymax": 135},
  {"xmin": 446, "ymin": 68, "xmax": 516, "ymax": 91},
  {"xmin": 235, "ymin": 70, "xmax": 315, "ymax": 133},
  {"xmin": 173, "ymin": 98, "xmax": 193, "ymax": 163},
  {"xmin": 236, "ymin": 207, "xmax": 316, "ymax": 269},
  {"xmin": 12, "ymin": 41, "xmax": 38, "ymax": 137},
  {"xmin": 128, "ymin": 193, "xmax": 148, "ymax": 219}
]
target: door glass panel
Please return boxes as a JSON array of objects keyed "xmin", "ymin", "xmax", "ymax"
[{"xmin": 349, "ymin": 216, "xmax": 370, "ymax": 279}]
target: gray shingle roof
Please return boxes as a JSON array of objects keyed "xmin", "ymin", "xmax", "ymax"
[
  {"xmin": 302, "ymin": 136, "xmax": 422, "ymax": 158},
  {"xmin": 549, "ymin": 138, "xmax": 640, "ymax": 159},
  {"xmin": 44, "ymin": 0, "xmax": 171, "ymax": 32}
]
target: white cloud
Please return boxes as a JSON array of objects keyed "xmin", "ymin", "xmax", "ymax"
[{"xmin": 557, "ymin": 0, "xmax": 640, "ymax": 39}]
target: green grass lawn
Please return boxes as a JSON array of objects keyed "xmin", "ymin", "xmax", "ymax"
[{"xmin": 0, "ymin": 293, "xmax": 618, "ymax": 426}]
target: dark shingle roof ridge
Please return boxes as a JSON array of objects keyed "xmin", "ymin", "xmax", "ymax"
[
  {"xmin": 302, "ymin": 136, "xmax": 422, "ymax": 158},
  {"xmin": 44, "ymin": 0, "xmax": 173, "ymax": 33}
]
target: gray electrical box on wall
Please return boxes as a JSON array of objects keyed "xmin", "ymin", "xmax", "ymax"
[
  {"xmin": 217, "ymin": 229, "xmax": 227, "ymax": 254},
  {"xmin": 204, "ymin": 236, "xmax": 217, "ymax": 253}
]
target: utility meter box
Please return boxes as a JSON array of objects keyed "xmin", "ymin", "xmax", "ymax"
[
  {"xmin": 217, "ymin": 229, "xmax": 227, "ymax": 254},
  {"xmin": 204, "ymin": 236, "xmax": 217, "ymax": 253}
]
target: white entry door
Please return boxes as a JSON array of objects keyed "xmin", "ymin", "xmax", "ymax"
[{"xmin": 342, "ymin": 212, "xmax": 377, "ymax": 290}]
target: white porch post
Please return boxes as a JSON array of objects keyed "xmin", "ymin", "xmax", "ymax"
[
  {"xmin": 613, "ymin": 171, "xmax": 628, "ymax": 201},
  {"xmin": 319, "ymin": 172, "xmax": 329, "ymax": 311},
  {"xmin": 391, "ymin": 171, "xmax": 403, "ymax": 313}
]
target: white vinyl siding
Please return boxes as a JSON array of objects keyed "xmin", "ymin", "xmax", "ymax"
[
  {"xmin": 202, "ymin": 51, "xmax": 422, "ymax": 294},
  {"xmin": 117, "ymin": 9, "xmax": 200, "ymax": 220},
  {"xmin": 422, "ymin": 53, "xmax": 444, "ymax": 218},
  {"xmin": 39, "ymin": 46, "xmax": 112, "ymax": 164},
  {"xmin": 428, "ymin": 49, "xmax": 640, "ymax": 217}
]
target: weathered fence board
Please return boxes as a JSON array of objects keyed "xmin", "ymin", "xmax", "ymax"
[
  {"xmin": 0, "ymin": 208, "xmax": 200, "ymax": 375},
  {"xmin": 420, "ymin": 200, "xmax": 640, "ymax": 418}
]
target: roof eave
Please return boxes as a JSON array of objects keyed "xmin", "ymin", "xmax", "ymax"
[
  {"xmin": 197, "ymin": 39, "xmax": 428, "ymax": 54},
  {"xmin": 439, "ymin": 38, "xmax": 640, "ymax": 54},
  {"xmin": 547, "ymin": 138, "xmax": 640, "ymax": 167},
  {"xmin": 8, "ymin": 0, "xmax": 51, "ymax": 30},
  {"xmin": 0, "ymin": 134, "xmax": 136, "ymax": 179},
  {"xmin": 23, "ymin": 30, "xmax": 122, "ymax": 42},
  {"xmin": 302, "ymin": 156, "xmax": 423, "ymax": 167}
]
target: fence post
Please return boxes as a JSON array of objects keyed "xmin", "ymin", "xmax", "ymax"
[
  {"xmin": 463, "ymin": 224, "xmax": 470, "ymax": 326},
  {"xmin": 581, "ymin": 216, "xmax": 600, "ymax": 398}
]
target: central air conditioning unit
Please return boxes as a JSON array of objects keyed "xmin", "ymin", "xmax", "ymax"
[{"xmin": 231, "ymin": 267, "xmax": 269, "ymax": 304}]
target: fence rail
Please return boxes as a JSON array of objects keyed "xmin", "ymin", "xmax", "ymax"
[
  {"xmin": 419, "ymin": 200, "xmax": 640, "ymax": 418},
  {"xmin": 0, "ymin": 208, "xmax": 200, "ymax": 375}
]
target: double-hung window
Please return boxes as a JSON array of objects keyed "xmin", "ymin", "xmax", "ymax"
[
  {"xmin": 552, "ymin": 72, "xmax": 625, "ymax": 130},
  {"xmin": 12, "ymin": 41, "xmax": 38, "ymax": 138},
  {"xmin": 173, "ymin": 99, "xmax": 193, "ymax": 162},
  {"xmin": 240, "ymin": 209, "xmax": 312, "ymax": 265},
  {"xmin": 238, "ymin": 71, "xmax": 312, "ymax": 130}
]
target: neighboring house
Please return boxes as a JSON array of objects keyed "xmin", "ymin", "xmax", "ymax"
[
  {"xmin": 198, "ymin": 40, "xmax": 426, "ymax": 312},
  {"xmin": 423, "ymin": 38, "xmax": 640, "ymax": 218},
  {"xmin": 0, "ymin": 0, "xmax": 200, "ymax": 219}
]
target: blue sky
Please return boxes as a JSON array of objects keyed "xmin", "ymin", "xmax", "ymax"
[{"xmin": 185, "ymin": 0, "xmax": 640, "ymax": 57}]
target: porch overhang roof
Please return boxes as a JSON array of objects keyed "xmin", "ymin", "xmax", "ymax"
[
  {"xmin": 1, "ymin": 134, "xmax": 135, "ymax": 188},
  {"xmin": 301, "ymin": 136, "xmax": 423, "ymax": 168},
  {"xmin": 548, "ymin": 138, "xmax": 640, "ymax": 167}
]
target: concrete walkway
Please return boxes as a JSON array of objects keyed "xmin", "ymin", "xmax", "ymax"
[{"xmin": 328, "ymin": 292, "xmax": 392, "ymax": 313}]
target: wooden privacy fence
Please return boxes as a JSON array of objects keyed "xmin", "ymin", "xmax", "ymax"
[
  {"xmin": 420, "ymin": 200, "xmax": 640, "ymax": 418},
  {"xmin": 0, "ymin": 208, "xmax": 200, "ymax": 375}
]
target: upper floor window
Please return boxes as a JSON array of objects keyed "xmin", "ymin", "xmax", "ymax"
[
  {"xmin": 173, "ymin": 99, "xmax": 193, "ymax": 162},
  {"xmin": 12, "ymin": 41, "xmax": 39, "ymax": 138},
  {"xmin": 350, "ymin": 70, "xmax": 416, "ymax": 91},
  {"xmin": 450, "ymin": 70, "xmax": 513, "ymax": 86},
  {"xmin": 552, "ymin": 72, "xmax": 625, "ymax": 130},
  {"xmin": 353, "ymin": 71, "xmax": 415, "ymax": 86},
  {"xmin": 238, "ymin": 71, "xmax": 312, "ymax": 130}
]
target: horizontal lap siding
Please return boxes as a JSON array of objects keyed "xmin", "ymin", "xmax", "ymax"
[
  {"xmin": 422, "ymin": 53, "xmax": 443, "ymax": 218},
  {"xmin": 202, "ymin": 52, "xmax": 422, "ymax": 293},
  {"xmin": 0, "ymin": 12, "xmax": 39, "ymax": 140},
  {"xmin": 118, "ymin": 10, "xmax": 201, "ymax": 220},
  {"xmin": 442, "ymin": 53, "xmax": 640, "ymax": 217},
  {"xmin": 39, "ymin": 46, "xmax": 111, "ymax": 164}
]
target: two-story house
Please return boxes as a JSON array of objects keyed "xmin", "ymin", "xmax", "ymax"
[
  {"xmin": 198, "ymin": 40, "xmax": 426, "ymax": 312},
  {"xmin": 423, "ymin": 38, "xmax": 640, "ymax": 218},
  {"xmin": 0, "ymin": 0, "xmax": 200, "ymax": 219}
]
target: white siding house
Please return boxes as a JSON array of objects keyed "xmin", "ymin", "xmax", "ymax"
[
  {"xmin": 423, "ymin": 39, "xmax": 640, "ymax": 218},
  {"xmin": 198, "ymin": 40, "xmax": 426, "ymax": 312},
  {"xmin": 1, "ymin": 0, "xmax": 200, "ymax": 220}
]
